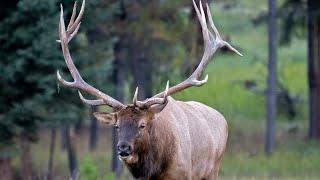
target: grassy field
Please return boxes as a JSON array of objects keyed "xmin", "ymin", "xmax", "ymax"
[
  {"xmin": 16, "ymin": 123, "xmax": 319, "ymax": 179},
  {"xmin": 11, "ymin": 0, "xmax": 318, "ymax": 179}
]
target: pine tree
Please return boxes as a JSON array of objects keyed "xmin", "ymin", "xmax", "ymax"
[{"xmin": 0, "ymin": 0, "xmax": 115, "ymax": 177}]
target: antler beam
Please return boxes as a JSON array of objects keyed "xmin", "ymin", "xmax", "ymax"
[
  {"xmin": 132, "ymin": 0, "xmax": 242, "ymax": 109},
  {"xmin": 151, "ymin": 0, "xmax": 242, "ymax": 99},
  {"xmin": 57, "ymin": 0, "xmax": 125, "ymax": 110}
]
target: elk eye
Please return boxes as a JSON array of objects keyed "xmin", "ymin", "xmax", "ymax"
[
  {"xmin": 114, "ymin": 124, "xmax": 119, "ymax": 130},
  {"xmin": 139, "ymin": 123, "xmax": 146, "ymax": 129}
]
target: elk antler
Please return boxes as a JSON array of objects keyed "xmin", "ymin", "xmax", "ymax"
[
  {"xmin": 134, "ymin": 0, "xmax": 242, "ymax": 109},
  {"xmin": 133, "ymin": 81, "xmax": 169, "ymax": 109},
  {"xmin": 57, "ymin": 0, "xmax": 125, "ymax": 110}
]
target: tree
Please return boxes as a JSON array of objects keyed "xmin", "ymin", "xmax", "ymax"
[
  {"xmin": 278, "ymin": 0, "xmax": 306, "ymax": 45},
  {"xmin": 112, "ymin": 36, "xmax": 128, "ymax": 176},
  {"xmin": 265, "ymin": 0, "xmax": 278, "ymax": 155},
  {"xmin": 63, "ymin": 126, "xmax": 78, "ymax": 179},
  {"xmin": 0, "ymin": 0, "xmax": 65, "ymax": 178},
  {"xmin": 46, "ymin": 128, "xmax": 56, "ymax": 180},
  {"xmin": 89, "ymin": 106, "xmax": 98, "ymax": 150},
  {"xmin": 0, "ymin": 0, "xmax": 106, "ymax": 177},
  {"xmin": 307, "ymin": 0, "xmax": 320, "ymax": 140},
  {"xmin": 273, "ymin": 0, "xmax": 320, "ymax": 140}
]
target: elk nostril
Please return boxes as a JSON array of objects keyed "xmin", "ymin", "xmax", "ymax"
[
  {"xmin": 117, "ymin": 142, "xmax": 132, "ymax": 156},
  {"xmin": 118, "ymin": 144, "xmax": 128, "ymax": 151}
]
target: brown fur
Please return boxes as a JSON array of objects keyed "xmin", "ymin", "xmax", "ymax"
[
  {"xmin": 59, "ymin": 1, "xmax": 235, "ymax": 179},
  {"xmin": 95, "ymin": 97, "xmax": 228, "ymax": 180}
]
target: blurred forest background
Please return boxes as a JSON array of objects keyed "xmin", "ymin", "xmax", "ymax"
[{"xmin": 0, "ymin": 0, "xmax": 320, "ymax": 179}]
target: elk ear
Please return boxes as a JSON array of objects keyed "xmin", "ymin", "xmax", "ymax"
[
  {"xmin": 93, "ymin": 112, "xmax": 116, "ymax": 125},
  {"xmin": 149, "ymin": 101, "xmax": 168, "ymax": 114}
]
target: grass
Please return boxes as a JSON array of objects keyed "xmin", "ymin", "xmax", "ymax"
[
  {"xmin": 221, "ymin": 151, "xmax": 320, "ymax": 179},
  {"xmin": 11, "ymin": 121, "xmax": 318, "ymax": 179},
  {"xmin": 220, "ymin": 119, "xmax": 320, "ymax": 179}
]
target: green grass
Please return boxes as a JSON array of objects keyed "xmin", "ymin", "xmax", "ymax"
[
  {"xmin": 220, "ymin": 119, "xmax": 320, "ymax": 179},
  {"xmin": 222, "ymin": 154, "xmax": 320, "ymax": 179},
  {"xmin": 222, "ymin": 152, "xmax": 320, "ymax": 179},
  {"xmin": 18, "ymin": 122, "xmax": 318, "ymax": 179},
  {"xmin": 175, "ymin": 0, "xmax": 308, "ymax": 121}
]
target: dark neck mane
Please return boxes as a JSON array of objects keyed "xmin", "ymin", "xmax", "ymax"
[{"xmin": 125, "ymin": 118, "xmax": 176, "ymax": 179}]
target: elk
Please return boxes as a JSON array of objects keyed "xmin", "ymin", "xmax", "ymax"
[{"xmin": 57, "ymin": 0, "xmax": 242, "ymax": 179}]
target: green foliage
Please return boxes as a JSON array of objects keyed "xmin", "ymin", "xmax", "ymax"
[
  {"xmin": 79, "ymin": 156, "xmax": 99, "ymax": 180},
  {"xmin": 0, "ymin": 0, "xmax": 63, "ymax": 150},
  {"xmin": 0, "ymin": 0, "xmax": 116, "ymax": 156},
  {"xmin": 104, "ymin": 173, "xmax": 115, "ymax": 180}
]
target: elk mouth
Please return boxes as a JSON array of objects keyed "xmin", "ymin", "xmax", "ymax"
[
  {"xmin": 118, "ymin": 153, "xmax": 133, "ymax": 162},
  {"xmin": 118, "ymin": 154, "xmax": 138, "ymax": 164},
  {"xmin": 118, "ymin": 151, "xmax": 131, "ymax": 158}
]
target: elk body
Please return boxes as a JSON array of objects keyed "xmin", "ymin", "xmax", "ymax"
[{"xmin": 56, "ymin": 0, "xmax": 242, "ymax": 179}]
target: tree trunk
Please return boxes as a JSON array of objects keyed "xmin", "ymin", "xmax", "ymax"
[
  {"xmin": 132, "ymin": 53, "xmax": 152, "ymax": 99},
  {"xmin": 0, "ymin": 157, "xmax": 12, "ymax": 180},
  {"xmin": 111, "ymin": 36, "xmax": 128, "ymax": 177},
  {"xmin": 74, "ymin": 119, "xmax": 83, "ymax": 135},
  {"xmin": 265, "ymin": 0, "xmax": 278, "ymax": 155},
  {"xmin": 307, "ymin": 0, "xmax": 320, "ymax": 140},
  {"xmin": 63, "ymin": 126, "xmax": 78, "ymax": 179},
  {"xmin": 20, "ymin": 136, "xmax": 33, "ymax": 180},
  {"xmin": 60, "ymin": 127, "xmax": 67, "ymax": 150},
  {"xmin": 47, "ymin": 128, "xmax": 56, "ymax": 180},
  {"xmin": 89, "ymin": 106, "xmax": 98, "ymax": 151}
]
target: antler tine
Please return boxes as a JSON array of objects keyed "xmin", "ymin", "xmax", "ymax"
[
  {"xmin": 134, "ymin": 81, "xmax": 169, "ymax": 109},
  {"xmin": 133, "ymin": 87, "xmax": 139, "ymax": 106},
  {"xmin": 78, "ymin": 91, "xmax": 105, "ymax": 106},
  {"xmin": 193, "ymin": 0, "xmax": 210, "ymax": 49},
  {"xmin": 164, "ymin": 81, "xmax": 169, "ymax": 97},
  {"xmin": 57, "ymin": 1, "xmax": 125, "ymax": 109},
  {"xmin": 58, "ymin": 3, "xmax": 82, "ymax": 83},
  {"xmin": 205, "ymin": 3, "xmax": 221, "ymax": 40},
  {"xmin": 67, "ymin": 0, "xmax": 85, "ymax": 36},
  {"xmin": 148, "ymin": 0, "xmax": 242, "ymax": 100},
  {"xmin": 199, "ymin": 1, "xmax": 210, "ymax": 48},
  {"xmin": 56, "ymin": 1, "xmax": 83, "ymax": 44},
  {"xmin": 205, "ymin": 4, "xmax": 243, "ymax": 56},
  {"xmin": 67, "ymin": 22, "xmax": 81, "ymax": 43},
  {"xmin": 67, "ymin": 1, "xmax": 78, "ymax": 30}
]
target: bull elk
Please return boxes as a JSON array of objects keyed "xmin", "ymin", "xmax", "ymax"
[{"xmin": 57, "ymin": 0, "xmax": 242, "ymax": 179}]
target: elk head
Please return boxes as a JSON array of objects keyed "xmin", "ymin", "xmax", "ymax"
[{"xmin": 56, "ymin": 0, "xmax": 242, "ymax": 163}]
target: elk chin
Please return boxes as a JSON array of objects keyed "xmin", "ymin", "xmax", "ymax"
[{"xmin": 119, "ymin": 154, "xmax": 139, "ymax": 164}]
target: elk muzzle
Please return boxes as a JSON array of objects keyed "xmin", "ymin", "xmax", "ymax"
[{"xmin": 117, "ymin": 141, "xmax": 133, "ymax": 157}]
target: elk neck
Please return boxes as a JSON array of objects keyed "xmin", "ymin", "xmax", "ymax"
[{"xmin": 125, "ymin": 107, "xmax": 177, "ymax": 179}]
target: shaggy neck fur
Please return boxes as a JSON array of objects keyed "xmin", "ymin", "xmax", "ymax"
[{"xmin": 125, "ymin": 116, "xmax": 176, "ymax": 179}]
